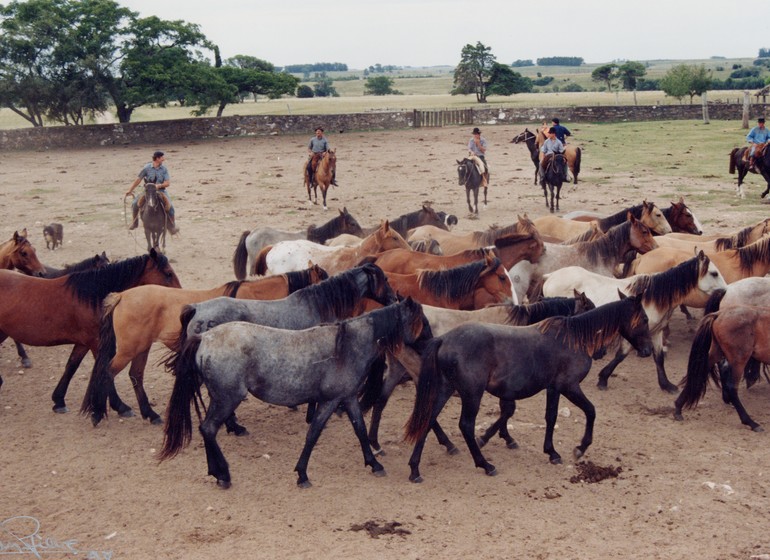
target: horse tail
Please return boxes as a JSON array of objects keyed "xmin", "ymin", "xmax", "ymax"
[
  {"xmin": 404, "ymin": 338, "xmax": 443, "ymax": 444},
  {"xmin": 163, "ymin": 304, "xmax": 196, "ymax": 368},
  {"xmin": 254, "ymin": 245, "xmax": 272, "ymax": 276},
  {"xmin": 703, "ymin": 288, "xmax": 726, "ymax": 314},
  {"xmin": 528, "ymin": 275, "xmax": 546, "ymax": 301},
  {"xmin": 677, "ymin": 313, "xmax": 719, "ymax": 410},
  {"xmin": 729, "ymin": 148, "xmax": 739, "ymax": 174},
  {"xmin": 574, "ymin": 147, "xmax": 582, "ymax": 180},
  {"xmin": 80, "ymin": 294, "xmax": 121, "ymax": 423},
  {"xmin": 358, "ymin": 355, "xmax": 387, "ymax": 414},
  {"xmin": 159, "ymin": 336, "xmax": 204, "ymax": 461},
  {"xmin": 232, "ymin": 230, "xmax": 250, "ymax": 280}
]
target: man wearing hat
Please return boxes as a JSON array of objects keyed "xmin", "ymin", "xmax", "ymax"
[
  {"xmin": 747, "ymin": 117, "xmax": 769, "ymax": 172},
  {"xmin": 126, "ymin": 150, "xmax": 178, "ymax": 234},
  {"xmin": 307, "ymin": 126, "xmax": 338, "ymax": 187},
  {"xmin": 468, "ymin": 127, "xmax": 489, "ymax": 186}
]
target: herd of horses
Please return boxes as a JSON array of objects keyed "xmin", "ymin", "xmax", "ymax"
[{"xmin": 4, "ymin": 127, "xmax": 770, "ymax": 491}]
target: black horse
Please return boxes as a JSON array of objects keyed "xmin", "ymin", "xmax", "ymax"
[
  {"xmin": 457, "ymin": 158, "xmax": 488, "ymax": 215},
  {"xmin": 140, "ymin": 183, "xmax": 169, "ymax": 252},
  {"xmin": 541, "ymin": 153, "xmax": 566, "ymax": 213},
  {"xmin": 511, "ymin": 129, "xmax": 540, "ymax": 185},
  {"xmin": 730, "ymin": 144, "xmax": 770, "ymax": 199}
]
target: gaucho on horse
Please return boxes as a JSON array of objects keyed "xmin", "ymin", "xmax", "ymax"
[{"xmin": 126, "ymin": 150, "xmax": 179, "ymax": 235}]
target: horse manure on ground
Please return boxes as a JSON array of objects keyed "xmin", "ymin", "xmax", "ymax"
[
  {"xmin": 569, "ymin": 461, "xmax": 622, "ymax": 484},
  {"xmin": 349, "ymin": 520, "xmax": 411, "ymax": 539}
]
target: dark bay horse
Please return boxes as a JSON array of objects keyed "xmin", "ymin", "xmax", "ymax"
[
  {"xmin": 457, "ymin": 157, "xmax": 487, "ymax": 214},
  {"xmin": 362, "ymin": 205, "xmax": 450, "ymax": 237},
  {"xmin": 160, "ymin": 297, "xmax": 432, "ymax": 489},
  {"xmin": 305, "ymin": 148, "xmax": 336, "ymax": 210},
  {"xmin": 139, "ymin": 184, "xmax": 169, "ymax": 252},
  {"xmin": 232, "ymin": 207, "xmax": 363, "ymax": 280},
  {"xmin": 0, "ymin": 250, "xmax": 181, "ymax": 412},
  {"xmin": 730, "ymin": 143, "xmax": 770, "ymax": 199},
  {"xmin": 511, "ymin": 129, "xmax": 540, "ymax": 184},
  {"xmin": 81, "ymin": 265, "xmax": 327, "ymax": 426},
  {"xmin": 675, "ymin": 305, "xmax": 770, "ymax": 432},
  {"xmin": 541, "ymin": 153, "xmax": 566, "ymax": 212},
  {"xmin": 535, "ymin": 124, "xmax": 582, "ymax": 185},
  {"xmin": 404, "ymin": 293, "xmax": 653, "ymax": 482}
]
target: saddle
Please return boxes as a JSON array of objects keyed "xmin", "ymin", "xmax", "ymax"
[
  {"xmin": 137, "ymin": 184, "xmax": 171, "ymax": 212},
  {"xmin": 467, "ymin": 153, "xmax": 489, "ymax": 187}
]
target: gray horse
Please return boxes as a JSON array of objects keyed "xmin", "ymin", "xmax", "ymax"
[{"xmin": 140, "ymin": 183, "xmax": 168, "ymax": 252}]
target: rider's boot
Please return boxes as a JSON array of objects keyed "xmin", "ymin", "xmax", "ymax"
[
  {"xmin": 167, "ymin": 214, "xmax": 179, "ymax": 235},
  {"xmin": 332, "ymin": 169, "xmax": 339, "ymax": 187},
  {"xmin": 128, "ymin": 205, "xmax": 139, "ymax": 230},
  {"xmin": 749, "ymin": 157, "xmax": 756, "ymax": 172}
]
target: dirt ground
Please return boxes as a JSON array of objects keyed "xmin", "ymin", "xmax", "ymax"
[{"xmin": 2, "ymin": 124, "xmax": 770, "ymax": 560}]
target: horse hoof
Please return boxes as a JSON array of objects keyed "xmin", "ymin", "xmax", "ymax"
[
  {"xmin": 550, "ymin": 456, "xmax": 563, "ymax": 465},
  {"xmin": 52, "ymin": 405, "xmax": 68, "ymax": 414},
  {"xmin": 216, "ymin": 479, "xmax": 231, "ymax": 490},
  {"xmin": 752, "ymin": 425, "xmax": 765, "ymax": 433},
  {"xmin": 673, "ymin": 412, "xmax": 684, "ymax": 422},
  {"xmin": 150, "ymin": 416, "xmax": 163, "ymax": 426},
  {"xmin": 119, "ymin": 409, "xmax": 135, "ymax": 418},
  {"xmin": 573, "ymin": 448, "xmax": 585, "ymax": 460},
  {"xmin": 506, "ymin": 441, "xmax": 519, "ymax": 450},
  {"xmin": 21, "ymin": 359, "xmax": 32, "ymax": 369},
  {"xmin": 372, "ymin": 468, "xmax": 387, "ymax": 478},
  {"xmin": 662, "ymin": 385, "xmax": 679, "ymax": 395},
  {"xmin": 596, "ymin": 383, "xmax": 609, "ymax": 391},
  {"xmin": 446, "ymin": 445, "xmax": 460, "ymax": 456},
  {"xmin": 484, "ymin": 466, "xmax": 498, "ymax": 476},
  {"xmin": 409, "ymin": 475, "xmax": 423, "ymax": 484},
  {"xmin": 297, "ymin": 480, "xmax": 312, "ymax": 489}
]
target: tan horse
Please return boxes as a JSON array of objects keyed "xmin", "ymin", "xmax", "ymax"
[
  {"xmin": 536, "ymin": 123, "xmax": 581, "ymax": 184},
  {"xmin": 666, "ymin": 218, "xmax": 769, "ymax": 248},
  {"xmin": 407, "ymin": 214, "xmax": 537, "ymax": 256},
  {"xmin": 304, "ymin": 148, "xmax": 336, "ymax": 210}
]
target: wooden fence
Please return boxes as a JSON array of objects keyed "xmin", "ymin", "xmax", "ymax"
[{"xmin": 413, "ymin": 109, "xmax": 474, "ymax": 128}]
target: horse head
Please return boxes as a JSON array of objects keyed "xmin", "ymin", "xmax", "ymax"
[
  {"xmin": 627, "ymin": 214, "xmax": 658, "ymax": 254},
  {"xmin": 359, "ymin": 263, "xmax": 397, "ymax": 306},
  {"xmin": 669, "ymin": 197, "xmax": 703, "ymax": 235},
  {"xmin": 474, "ymin": 255, "xmax": 514, "ymax": 309},
  {"xmin": 695, "ymin": 250, "xmax": 727, "ymax": 296},
  {"xmin": 640, "ymin": 200, "xmax": 672, "ymax": 235},
  {"xmin": 616, "ymin": 291, "xmax": 653, "ymax": 358},
  {"xmin": 8, "ymin": 230, "xmax": 46, "ymax": 276},
  {"xmin": 339, "ymin": 207, "xmax": 364, "ymax": 237}
]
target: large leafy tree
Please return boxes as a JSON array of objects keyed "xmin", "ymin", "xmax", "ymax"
[
  {"xmin": 618, "ymin": 61, "xmax": 647, "ymax": 105},
  {"xmin": 452, "ymin": 41, "xmax": 496, "ymax": 102},
  {"xmin": 660, "ymin": 63, "xmax": 712, "ymax": 104},
  {"xmin": 485, "ymin": 63, "xmax": 533, "ymax": 96},
  {"xmin": 364, "ymin": 75, "xmax": 400, "ymax": 95},
  {"xmin": 591, "ymin": 63, "xmax": 619, "ymax": 91}
]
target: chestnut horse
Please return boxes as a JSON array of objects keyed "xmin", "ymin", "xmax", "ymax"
[
  {"xmin": 304, "ymin": 148, "xmax": 336, "ymax": 210},
  {"xmin": 0, "ymin": 230, "xmax": 46, "ymax": 277},
  {"xmin": 80, "ymin": 265, "xmax": 327, "ymax": 425},
  {"xmin": 0, "ymin": 250, "xmax": 181, "ymax": 413},
  {"xmin": 535, "ymin": 124, "xmax": 582, "ymax": 184}
]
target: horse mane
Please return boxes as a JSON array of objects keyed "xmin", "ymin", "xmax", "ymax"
[
  {"xmin": 625, "ymin": 255, "xmax": 704, "ymax": 310},
  {"xmin": 472, "ymin": 223, "xmax": 521, "ymax": 246},
  {"xmin": 714, "ymin": 222, "xmax": 763, "ymax": 251},
  {"xmin": 334, "ymin": 301, "xmax": 406, "ymax": 359},
  {"xmin": 417, "ymin": 258, "xmax": 499, "ymax": 300},
  {"xmin": 494, "ymin": 232, "xmax": 537, "ymax": 249},
  {"xmin": 736, "ymin": 235, "xmax": 770, "ymax": 272},
  {"xmin": 562, "ymin": 226, "xmax": 603, "ymax": 245},
  {"xmin": 505, "ymin": 297, "xmax": 580, "ymax": 326},
  {"xmin": 597, "ymin": 203, "xmax": 645, "ymax": 231},
  {"xmin": 295, "ymin": 265, "xmax": 375, "ymax": 322},
  {"xmin": 389, "ymin": 207, "xmax": 444, "ymax": 238},
  {"xmin": 537, "ymin": 297, "xmax": 637, "ymax": 356},
  {"xmin": 220, "ymin": 280, "xmax": 242, "ymax": 298},
  {"xmin": 574, "ymin": 220, "xmax": 632, "ymax": 266},
  {"xmin": 64, "ymin": 253, "xmax": 167, "ymax": 310},
  {"xmin": 286, "ymin": 266, "xmax": 328, "ymax": 293},
  {"xmin": 307, "ymin": 213, "xmax": 347, "ymax": 243}
]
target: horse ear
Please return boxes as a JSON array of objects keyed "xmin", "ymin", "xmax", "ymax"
[
  {"xmin": 13, "ymin": 231, "xmax": 20, "ymax": 242},
  {"xmin": 678, "ymin": 196, "xmax": 685, "ymax": 204},
  {"xmin": 617, "ymin": 289, "xmax": 627, "ymax": 300},
  {"xmin": 627, "ymin": 212, "xmax": 637, "ymax": 223},
  {"xmin": 383, "ymin": 220, "xmax": 390, "ymax": 231},
  {"xmin": 456, "ymin": 159, "xmax": 462, "ymax": 165}
]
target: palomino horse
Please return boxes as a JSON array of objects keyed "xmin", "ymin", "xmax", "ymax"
[
  {"xmin": 542, "ymin": 252, "xmax": 726, "ymax": 393},
  {"xmin": 535, "ymin": 124, "xmax": 581, "ymax": 184},
  {"xmin": 404, "ymin": 293, "xmax": 652, "ymax": 482},
  {"xmin": 408, "ymin": 214, "xmax": 538, "ymax": 256},
  {"xmin": 457, "ymin": 157, "xmax": 487, "ymax": 214},
  {"xmin": 0, "ymin": 230, "xmax": 46, "ymax": 277},
  {"xmin": 534, "ymin": 201, "xmax": 671, "ymax": 241},
  {"xmin": 541, "ymin": 153, "xmax": 566, "ymax": 212},
  {"xmin": 729, "ymin": 143, "xmax": 770, "ymax": 199},
  {"xmin": 305, "ymin": 148, "xmax": 336, "ymax": 210},
  {"xmin": 138, "ymin": 183, "xmax": 170, "ymax": 252},
  {"xmin": 361, "ymin": 205, "xmax": 450, "ymax": 237},
  {"xmin": 367, "ymin": 293, "xmax": 595, "ymax": 456},
  {"xmin": 81, "ymin": 265, "xmax": 327, "ymax": 426},
  {"xmin": 383, "ymin": 255, "xmax": 513, "ymax": 310},
  {"xmin": 254, "ymin": 220, "xmax": 410, "ymax": 276},
  {"xmin": 232, "ymin": 207, "xmax": 363, "ymax": 280},
  {"xmin": 666, "ymin": 218, "xmax": 768, "ymax": 248},
  {"xmin": 674, "ymin": 305, "xmax": 770, "ymax": 432},
  {"xmin": 0, "ymin": 250, "xmax": 181, "ymax": 413},
  {"xmin": 511, "ymin": 129, "xmax": 541, "ymax": 184},
  {"xmin": 160, "ymin": 298, "xmax": 431, "ymax": 489},
  {"xmin": 372, "ymin": 231, "xmax": 544, "ymax": 274}
]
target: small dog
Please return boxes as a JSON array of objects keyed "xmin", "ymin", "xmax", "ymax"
[{"xmin": 43, "ymin": 223, "xmax": 63, "ymax": 250}]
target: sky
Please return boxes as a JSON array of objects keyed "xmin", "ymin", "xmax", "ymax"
[{"xmin": 119, "ymin": 0, "xmax": 766, "ymax": 69}]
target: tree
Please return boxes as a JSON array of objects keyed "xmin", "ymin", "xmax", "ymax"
[
  {"xmin": 224, "ymin": 55, "xmax": 274, "ymax": 73},
  {"xmin": 452, "ymin": 41, "xmax": 496, "ymax": 103},
  {"xmin": 591, "ymin": 63, "xmax": 619, "ymax": 91},
  {"xmin": 296, "ymin": 84, "xmax": 313, "ymax": 98},
  {"xmin": 618, "ymin": 61, "xmax": 647, "ymax": 105},
  {"xmin": 313, "ymin": 73, "xmax": 337, "ymax": 97},
  {"xmin": 660, "ymin": 64, "xmax": 712, "ymax": 104},
  {"xmin": 485, "ymin": 63, "xmax": 532, "ymax": 96},
  {"xmin": 364, "ymin": 75, "xmax": 400, "ymax": 95}
]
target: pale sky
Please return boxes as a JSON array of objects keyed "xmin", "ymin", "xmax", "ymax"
[{"xmin": 120, "ymin": 0, "xmax": 765, "ymax": 69}]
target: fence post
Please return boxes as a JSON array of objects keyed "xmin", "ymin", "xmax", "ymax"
[
  {"xmin": 742, "ymin": 91, "xmax": 750, "ymax": 129},
  {"xmin": 701, "ymin": 92, "xmax": 710, "ymax": 124}
]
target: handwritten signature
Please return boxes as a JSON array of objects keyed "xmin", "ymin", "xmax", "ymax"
[{"xmin": 0, "ymin": 516, "xmax": 113, "ymax": 559}]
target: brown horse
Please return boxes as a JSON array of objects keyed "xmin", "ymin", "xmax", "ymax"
[
  {"xmin": 675, "ymin": 305, "xmax": 770, "ymax": 432},
  {"xmin": 729, "ymin": 143, "xmax": 770, "ymax": 199},
  {"xmin": 0, "ymin": 230, "xmax": 46, "ymax": 277},
  {"xmin": 80, "ymin": 265, "xmax": 327, "ymax": 425},
  {"xmin": 407, "ymin": 214, "xmax": 538, "ymax": 256},
  {"xmin": 305, "ymin": 148, "xmax": 336, "ymax": 210},
  {"xmin": 0, "ymin": 250, "xmax": 181, "ymax": 413},
  {"xmin": 511, "ymin": 129, "xmax": 541, "ymax": 184},
  {"xmin": 535, "ymin": 124, "xmax": 582, "ymax": 184},
  {"xmin": 383, "ymin": 254, "xmax": 512, "ymax": 310}
]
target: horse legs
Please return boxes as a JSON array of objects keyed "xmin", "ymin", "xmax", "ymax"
[
  {"xmin": 14, "ymin": 340, "xmax": 32, "ymax": 368},
  {"xmin": 719, "ymin": 362, "xmax": 763, "ymax": 432},
  {"xmin": 466, "ymin": 188, "xmax": 474, "ymax": 214},
  {"xmin": 343, "ymin": 395, "xmax": 385, "ymax": 478},
  {"xmin": 477, "ymin": 398, "xmax": 518, "ymax": 449},
  {"xmin": 560, "ymin": 383, "xmax": 596, "ymax": 461},
  {"xmin": 126, "ymin": 350, "xmax": 162, "ymax": 424},
  {"xmin": 407, "ymin": 383, "xmax": 456, "ymax": 483},
  {"xmin": 51, "ymin": 345, "xmax": 91, "ymax": 413},
  {"xmin": 457, "ymin": 394, "xmax": 497, "ymax": 476},
  {"xmin": 555, "ymin": 185, "xmax": 562, "ymax": 212},
  {"xmin": 199, "ymin": 397, "xmax": 238, "ymax": 489},
  {"xmin": 543, "ymin": 386, "xmax": 563, "ymax": 464},
  {"xmin": 482, "ymin": 187, "xmax": 488, "ymax": 209},
  {"xmin": 321, "ymin": 185, "xmax": 329, "ymax": 211},
  {"xmin": 294, "ymin": 399, "xmax": 342, "ymax": 488}
]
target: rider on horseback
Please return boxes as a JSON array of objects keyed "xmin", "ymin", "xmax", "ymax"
[
  {"xmin": 539, "ymin": 127, "xmax": 567, "ymax": 186},
  {"xmin": 307, "ymin": 127, "xmax": 338, "ymax": 187},
  {"xmin": 126, "ymin": 150, "xmax": 179, "ymax": 235},
  {"xmin": 468, "ymin": 127, "xmax": 489, "ymax": 187},
  {"xmin": 746, "ymin": 117, "xmax": 769, "ymax": 172}
]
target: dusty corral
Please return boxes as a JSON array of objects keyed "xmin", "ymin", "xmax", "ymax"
[{"xmin": 1, "ymin": 124, "xmax": 770, "ymax": 560}]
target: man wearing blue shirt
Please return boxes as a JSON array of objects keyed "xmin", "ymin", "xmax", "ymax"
[
  {"xmin": 747, "ymin": 117, "xmax": 770, "ymax": 171},
  {"xmin": 126, "ymin": 150, "xmax": 178, "ymax": 234},
  {"xmin": 551, "ymin": 118, "xmax": 571, "ymax": 145}
]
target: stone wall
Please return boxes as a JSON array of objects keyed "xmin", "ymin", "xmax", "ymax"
[{"xmin": 2, "ymin": 103, "xmax": 768, "ymax": 151}]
